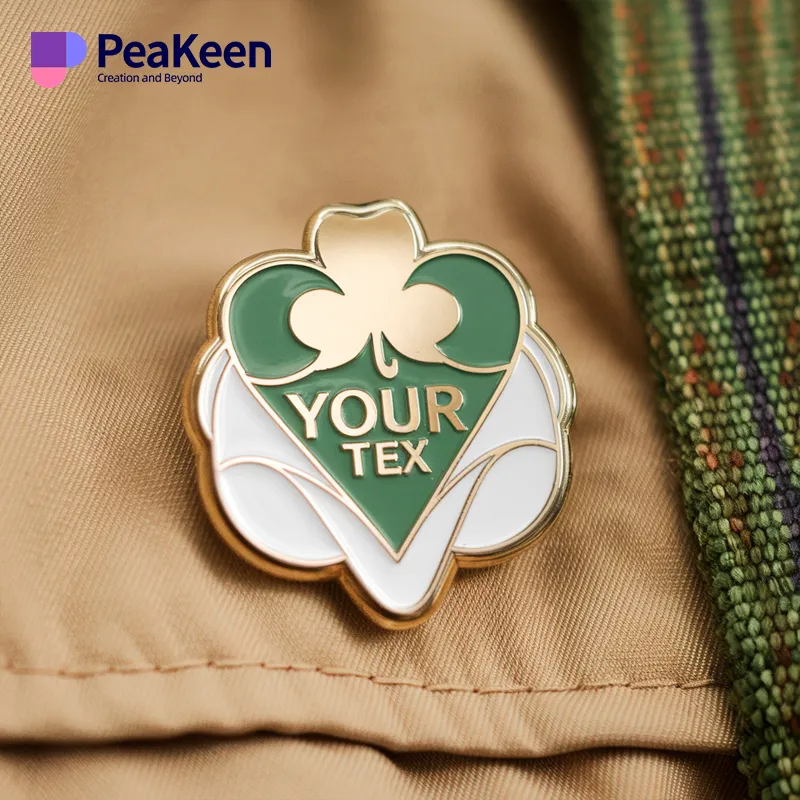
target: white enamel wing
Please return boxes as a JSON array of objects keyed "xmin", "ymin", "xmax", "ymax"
[{"xmin": 197, "ymin": 327, "xmax": 572, "ymax": 620}]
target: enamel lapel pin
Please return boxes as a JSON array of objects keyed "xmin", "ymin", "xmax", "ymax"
[{"xmin": 183, "ymin": 200, "xmax": 575, "ymax": 628}]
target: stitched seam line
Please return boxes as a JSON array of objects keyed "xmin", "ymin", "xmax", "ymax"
[{"xmin": 0, "ymin": 661, "xmax": 726, "ymax": 695}]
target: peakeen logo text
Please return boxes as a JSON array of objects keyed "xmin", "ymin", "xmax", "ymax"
[{"xmin": 31, "ymin": 32, "xmax": 271, "ymax": 88}]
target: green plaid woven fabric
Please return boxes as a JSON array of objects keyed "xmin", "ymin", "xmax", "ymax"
[{"xmin": 584, "ymin": 1, "xmax": 800, "ymax": 796}]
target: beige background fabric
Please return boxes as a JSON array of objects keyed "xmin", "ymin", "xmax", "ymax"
[
  {"xmin": 0, "ymin": 740, "xmax": 742, "ymax": 800},
  {"xmin": 1, "ymin": 0, "xmax": 741, "ymax": 795}
]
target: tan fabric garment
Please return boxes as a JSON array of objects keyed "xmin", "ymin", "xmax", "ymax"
[
  {"xmin": 0, "ymin": 0, "xmax": 742, "ymax": 795},
  {"xmin": 0, "ymin": 740, "xmax": 742, "ymax": 800}
]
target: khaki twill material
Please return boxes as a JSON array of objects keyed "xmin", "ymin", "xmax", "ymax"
[
  {"xmin": 1, "ymin": 741, "xmax": 743, "ymax": 800},
  {"xmin": 0, "ymin": 0, "xmax": 740, "ymax": 796}
]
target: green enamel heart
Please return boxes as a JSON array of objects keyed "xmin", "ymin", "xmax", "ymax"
[{"xmin": 228, "ymin": 254, "xmax": 521, "ymax": 552}]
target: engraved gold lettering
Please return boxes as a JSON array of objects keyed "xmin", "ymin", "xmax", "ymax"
[
  {"xmin": 401, "ymin": 439, "xmax": 431, "ymax": 474},
  {"xmin": 425, "ymin": 385, "xmax": 467, "ymax": 433},
  {"xmin": 286, "ymin": 392, "xmax": 329, "ymax": 439},
  {"xmin": 375, "ymin": 441, "xmax": 402, "ymax": 476},
  {"xmin": 380, "ymin": 387, "xmax": 421, "ymax": 434},
  {"xmin": 330, "ymin": 389, "xmax": 378, "ymax": 437},
  {"xmin": 341, "ymin": 441, "xmax": 370, "ymax": 477}
]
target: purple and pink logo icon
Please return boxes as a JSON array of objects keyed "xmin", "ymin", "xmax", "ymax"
[{"xmin": 31, "ymin": 32, "xmax": 87, "ymax": 87}]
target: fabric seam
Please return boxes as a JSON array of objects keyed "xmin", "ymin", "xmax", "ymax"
[{"xmin": 0, "ymin": 660, "xmax": 726, "ymax": 695}]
